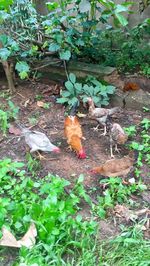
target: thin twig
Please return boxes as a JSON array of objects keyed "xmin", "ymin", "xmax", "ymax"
[{"xmin": 63, "ymin": 60, "xmax": 69, "ymax": 80}]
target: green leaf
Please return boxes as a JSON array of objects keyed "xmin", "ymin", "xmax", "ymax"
[
  {"xmin": 69, "ymin": 73, "xmax": 76, "ymax": 84},
  {"xmin": 61, "ymin": 91, "xmax": 71, "ymax": 97},
  {"xmin": 15, "ymin": 61, "xmax": 30, "ymax": 79},
  {"xmin": 77, "ymin": 174, "xmax": 84, "ymax": 183},
  {"xmin": 94, "ymin": 86, "xmax": 101, "ymax": 95},
  {"xmin": 68, "ymin": 97, "xmax": 78, "ymax": 106},
  {"xmin": 79, "ymin": 0, "xmax": 91, "ymax": 13},
  {"xmin": 74, "ymin": 83, "xmax": 82, "ymax": 92},
  {"xmin": 115, "ymin": 13, "xmax": 128, "ymax": 26},
  {"xmin": 15, "ymin": 221, "xmax": 22, "ymax": 229},
  {"xmin": 48, "ymin": 43, "xmax": 60, "ymax": 52},
  {"xmin": 57, "ymin": 97, "xmax": 68, "ymax": 104},
  {"xmin": 115, "ymin": 4, "xmax": 128, "ymax": 13},
  {"xmin": 52, "ymin": 228, "xmax": 60, "ymax": 235},
  {"xmin": 0, "ymin": 48, "xmax": 11, "ymax": 60},
  {"xmin": 65, "ymin": 81, "xmax": 74, "ymax": 92},
  {"xmin": 106, "ymin": 85, "xmax": 115, "ymax": 94},
  {"xmin": 59, "ymin": 50, "xmax": 71, "ymax": 60}
]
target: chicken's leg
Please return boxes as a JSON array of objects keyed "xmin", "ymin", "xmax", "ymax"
[
  {"xmin": 115, "ymin": 144, "xmax": 121, "ymax": 153},
  {"xmin": 36, "ymin": 151, "xmax": 47, "ymax": 160},
  {"xmin": 110, "ymin": 136, "xmax": 114, "ymax": 158},
  {"xmin": 100, "ymin": 125, "xmax": 107, "ymax": 136},
  {"xmin": 92, "ymin": 124, "xmax": 100, "ymax": 131}
]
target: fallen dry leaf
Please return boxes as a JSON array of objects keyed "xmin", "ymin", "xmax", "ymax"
[
  {"xmin": 77, "ymin": 113, "xmax": 87, "ymax": 118},
  {"xmin": 37, "ymin": 101, "xmax": 45, "ymax": 108},
  {"xmin": 114, "ymin": 205, "xmax": 150, "ymax": 222},
  {"xmin": 0, "ymin": 223, "xmax": 37, "ymax": 249},
  {"xmin": 9, "ymin": 125, "xmax": 22, "ymax": 136},
  {"xmin": 0, "ymin": 227, "xmax": 20, "ymax": 248},
  {"xmin": 18, "ymin": 223, "xmax": 37, "ymax": 248},
  {"xmin": 114, "ymin": 205, "xmax": 138, "ymax": 221}
]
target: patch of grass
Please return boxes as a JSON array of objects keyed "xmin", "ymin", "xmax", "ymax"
[{"xmin": 99, "ymin": 226, "xmax": 150, "ymax": 266}]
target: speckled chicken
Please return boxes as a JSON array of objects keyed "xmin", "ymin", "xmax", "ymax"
[
  {"xmin": 18, "ymin": 125, "xmax": 60, "ymax": 158},
  {"xmin": 106, "ymin": 116, "xmax": 128, "ymax": 157},
  {"xmin": 87, "ymin": 97, "xmax": 120, "ymax": 135}
]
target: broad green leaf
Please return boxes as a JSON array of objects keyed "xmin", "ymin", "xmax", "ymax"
[
  {"xmin": 15, "ymin": 61, "xmax": 30, "ymax": 73},
  {"xmin": 69, "ymin": 73, "xmax": 76, "ymax": 84},
  {"xmin": 115, "ymin": 13, "xmax": 128, "ymax": 26},
  {"xmin": 106, "ymin": 85, "xmax": 115, "ymax": 94},
  {"xmin": 46, "ymin": 2, "xmax": 59, "ymax": 11},
  {"xmin": 0, "ymin": 48, "xmax": 11, "ymax": 60},
  {"xmin": 68, "ymin": 97, "xmax": 78, "ymax": 106},
  {"xmin": 77, "ymin": 174, "xmax": 84, "ymax": 183},
  {"xmin": 65, "ymin": 81, "xmax": 74, "ymax": 92},
  {"xmin": 94, "ymin": 86, "xmax": 101, "ymax": 95},
  {"xmin": 93, "ymin": 96, "xmax": 100, "ymax": 104},
  {"xmin": 115, "ymin": 4, "xmax": 128, "ymax": 13},
  {"xmin": 74, "ymin": 83, "xmax": 82, "ymax": 92},
  {"xmin": 59, "ymin": 50, "xmax": 71, "ymax": 60},
  {"xmin": 0, "ymin": 0, "xmax": 13, "ymax": 10},
  {"xmin": 97, "ymin": 207, "xmax": 106, "ymax": 219},
  {"xmin": 48, "ymin": 43, "xmax": 60, "ymax": 52},
  {"xmin": 61, "ymin": 91, "xmax": 71, "ymax": 97},
  {"xmin": 79, "ymin": 0, "xmax": 91, "ymax": 13},
  {"xmin": 15, "ymin": 221, "xmax": 22, "ymax": 229},
  {"xmin": 83, "ymin": 84, "xmax": 89, "ymax": 92},
  {"xmin": 0, "ymin": 34, "xmax": 8, "ymax": 45},
  {"xmin": 57, "ymin": 97, "xmax": 68, "ymax": 104}
]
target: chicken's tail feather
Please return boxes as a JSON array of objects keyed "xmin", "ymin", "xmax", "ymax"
[
  {"xmin": 69, "ymin": 101, "xmax": 79, "ymax": 116},
  {"xmin": 16, "ymin": 123, "xmax": 30, "ymax": 134}
]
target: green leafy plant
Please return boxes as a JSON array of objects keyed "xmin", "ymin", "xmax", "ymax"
[
  {"xmin": 0, "ymin": 110, "xmax": 8, "ymax": 135},
  {"xmin": 0, "ymin": 100, "xmax": 19, "ymax": 135},
  {"xmin": 0, "ymin": 159, "xmax": 97, "ymax": 265},
  {"xmin": 124, "ymin": 125, "xmax": 137, "ymax": 137},
  {"xmin": 57, "ymin": 73, "xmax": 116, "ymax": 108},
  {"xmin": 82, "ymin": 75, "xmax": 116, "ymax": 106},
  {"xmin": 95, "ymin": 177, "xmax": 146, "ymax": 218}
]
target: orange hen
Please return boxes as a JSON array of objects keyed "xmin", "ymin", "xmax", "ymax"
[
  {"xmin": 90, "ymin": 150, "xmax": 138, "ymax": 177},
  {"xmin": 64, "ymin": 110, "xmax": 86, "ymax": 159}
]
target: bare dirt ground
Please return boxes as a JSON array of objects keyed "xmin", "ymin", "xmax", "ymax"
[{"xmin": 0, "ymin": 77, "xmax": 150, "ymax": 242}]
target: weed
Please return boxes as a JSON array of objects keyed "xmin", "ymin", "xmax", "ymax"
[
  {"xmin": 0, "ymin": 160, "xmax": 97, "ymax": 265},
  {"xmin": 100, "ymin": 225, "xmax": 150, "ymax": 266},
  {"xmin": 124, "ymin": 125, "xmax": 137, "ymax": 137},
  {"xmin": 0, "ymin": 100, "xmax": 19, "ymax": 135},
  {"xmin": 26, "ymin": 153, "xmax": 41, "ymax": 177},
  {"xmin": 95, "ymin": 177, "xmax": 146, "ymax": 219}
]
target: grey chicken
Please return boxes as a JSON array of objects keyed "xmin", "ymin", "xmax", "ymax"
[
  {"xmin": 106, "ymin": 116, "xmax": 128, "ymax": 157},
  {"xmin": 87, "ymin": 97, "xmax": 120, "ymax": 135},
  {"xmin": 18, "ymin": 125, "xmax": 60, "ymax": 159}
]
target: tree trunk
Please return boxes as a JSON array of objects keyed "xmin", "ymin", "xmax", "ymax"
[
  {"xmin": 33, "ymin": 0, "xmax": 51, "ymax": 15},
  {"xmin": 1, "ymin": 60, "xmax": 16, "ymax": 93},
  {"xmin": 0, "ymin": 41, "xmax": 15, "ymax": 93}
]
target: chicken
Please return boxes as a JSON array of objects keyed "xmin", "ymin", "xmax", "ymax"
[
  {"xmin": 87, "ymin": 97, "xmax": 120, "ymax": 135},
  {"xmin": 90, "ymin": 150, "xmax": 138, "ymax": 177},
  {"xmin": 18, "ymin": 125, "xmax": 60, "ymax": 159},
  {"xmin": 64, "ymin": 103, "xmax": 86, "ymax": 159},
  {"xmin": 106, "ymin": 116, "xmax": 128, "ymax": 157},
  {"xmin": 123, "ymin": 82, "xmax": 139, "ymax": 92}
]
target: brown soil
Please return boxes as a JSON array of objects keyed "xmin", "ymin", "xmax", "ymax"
[{"xmin": 0, "ymin": 77, "xmax": 150, "ymax": 241}]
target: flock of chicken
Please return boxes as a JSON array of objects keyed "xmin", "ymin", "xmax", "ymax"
[{"xmin": 19, "ymin": 97, "xmax": 137, "ymax": 178}]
